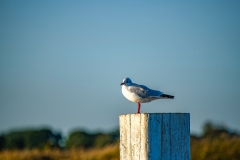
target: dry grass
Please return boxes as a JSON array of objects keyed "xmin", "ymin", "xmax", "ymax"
[
  {"xmin": 0, "ymin": 144, "xmax": 119, "ymax": 160},
  {"xmin": 191, "ymin": 134, "xmax": 240, "ymax": 160}
]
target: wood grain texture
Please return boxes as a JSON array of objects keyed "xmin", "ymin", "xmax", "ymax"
[{"xmin": 119, "ymin": 113, "xmax": 190, "ymax": 160}]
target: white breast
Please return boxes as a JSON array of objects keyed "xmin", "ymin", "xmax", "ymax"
[{"xmin": 122, "ymin": 85, "xmax": 142, "ymax": 103}]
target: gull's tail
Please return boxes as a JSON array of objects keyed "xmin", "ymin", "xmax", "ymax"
[{"xmin": 161, "ymin": 94, "xmax": 174, "ymax": 99}]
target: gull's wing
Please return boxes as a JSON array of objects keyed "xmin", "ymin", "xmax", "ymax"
[{"xmin": 128, "ymin": 84, "xmax": 163, "ymax": 98}]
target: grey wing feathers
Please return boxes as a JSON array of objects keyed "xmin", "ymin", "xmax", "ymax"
[{"xmin": 128, "ymin": 84, "xmax": 162, "ymax": 98}]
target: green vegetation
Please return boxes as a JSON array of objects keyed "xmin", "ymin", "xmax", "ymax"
[
  {"xmin": 0, "ymin": 129, "xmax": 62, "ymax": 150},
  {"xmin": 65, "ymin": 130, "xmax": 119, "ymax": 149},
  {"xmin": 0, "ymin": 122, "xmax": 239, "ymax": 160}
]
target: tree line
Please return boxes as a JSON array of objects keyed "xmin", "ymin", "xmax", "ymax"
[
  {"xmin": 0, "ymin": 121, "xmax": 239, "ymax": 153},
  {"xmin": 0, "ymin": 128, "xmax": 119, "ymax": 150}
]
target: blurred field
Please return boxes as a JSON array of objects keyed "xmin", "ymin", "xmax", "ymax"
[
  {"xmin": 0, "ymin": 144, "xmax": 119, "ymax": 160},
  {"xmin": 1, "ymin": 136, "xmax": 240, "ymax": 160},
  {"xmin": 191, "ymin": 134, "xmax": 240, "ymax": 160},
  {"xmin": 1, "ymin": 122, "xmax": 240, "ymax": 160}
]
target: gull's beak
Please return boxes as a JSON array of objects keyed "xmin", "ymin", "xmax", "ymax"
[{"xmin": 120, "ymin": 82, "xmax": 124, "ymax": 85}]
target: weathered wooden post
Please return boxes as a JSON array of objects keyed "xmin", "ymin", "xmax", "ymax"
[{"xmin": 119, "ymin": 113, "xmax": 190, "ymax": 160}]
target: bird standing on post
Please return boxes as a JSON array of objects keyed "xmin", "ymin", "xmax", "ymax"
[{"xmin": 120, "ymin": 78, "xmax": 174, "ymax": 113}]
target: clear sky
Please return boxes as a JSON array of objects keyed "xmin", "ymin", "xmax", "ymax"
[{"xmin": 1, "ymin": 1, "xmax": 240, "ymax": 135}]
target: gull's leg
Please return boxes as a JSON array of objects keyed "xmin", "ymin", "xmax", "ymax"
[{"xmin": 137, "ymin": 102, "xmax": 141, "ymax": 114}]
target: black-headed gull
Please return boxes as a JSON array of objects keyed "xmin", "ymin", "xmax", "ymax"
[{"xmin": 120, "ymin": 78, "xmax": 174, "ymax": 113}]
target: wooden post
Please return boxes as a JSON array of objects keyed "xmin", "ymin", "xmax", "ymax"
[{"xmin": 119, "ymin": 113, "xmax": 190, "ymax": 160}]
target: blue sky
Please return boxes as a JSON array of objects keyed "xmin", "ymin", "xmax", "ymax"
[{"xmin": 1, "ymin": 1, "xmax": 240, "ymax": 135}]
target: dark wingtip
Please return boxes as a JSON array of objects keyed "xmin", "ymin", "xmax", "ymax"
[{"xmin": 162, "ymin": 94, "xmax": 174, "ymax": 99}]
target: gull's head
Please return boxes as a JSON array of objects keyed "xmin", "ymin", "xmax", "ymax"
[{"xmin": 120, "ymin": 77, "xmax": 132, "ymax": 86}]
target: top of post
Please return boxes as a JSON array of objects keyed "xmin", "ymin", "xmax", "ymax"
[{"xmin": 120, "ymin": 113, "xmax": 190, "ymax": 117}]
